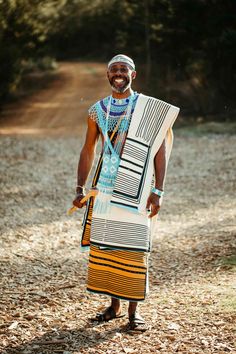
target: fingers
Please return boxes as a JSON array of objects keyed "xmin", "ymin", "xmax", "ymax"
[
  {"xmin": 73, "ymin": 197, "xmax": 87, "ymax": 208},
  {"xmin": 146, "ymin": 193, "xmax": 161, "ymax": 218},
  {"xmin": 148, "ymin": 204, "xmax": 160, "ymax": 218}
]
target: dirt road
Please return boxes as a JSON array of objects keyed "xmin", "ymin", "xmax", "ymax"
[
  {"xmin": 0, "ymin": 62, "xmax": 109, "ymax": 136},
  {"xmin": 0, "ymin": 62, "xmax": 235, "ymax": 353}
]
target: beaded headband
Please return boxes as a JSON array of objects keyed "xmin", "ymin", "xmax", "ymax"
[{"xmin": 108, "ymin": 54, "xmax": 135, "ymax": 70}]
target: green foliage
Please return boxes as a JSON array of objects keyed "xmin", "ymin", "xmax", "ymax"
[
  {"xmin": 0, "ymin": 0, "xmax": 66, "ymax": 99},
  {"xmin": 219, "ymin": 255, "xmax": 236, "ymax": 266},
  {"xmin": 220, "ymin": 294, "xmax": 236, "ymax": 313},
  {"xmin": 49, "ymin": 0, "xmax": 236, "ymax": 115},
  {"xmin": 0, "ymin": 0, "xmax": 235, "ymax": 116}
]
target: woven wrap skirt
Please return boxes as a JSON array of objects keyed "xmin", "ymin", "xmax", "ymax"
[{"xmin": 87, "ymin": 244, "xmax": 149, "ymax": 301}]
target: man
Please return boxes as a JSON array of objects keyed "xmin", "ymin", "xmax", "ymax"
[{"xmin": 73, "ymin": 54, "xmax": 179, "ymax": 331}]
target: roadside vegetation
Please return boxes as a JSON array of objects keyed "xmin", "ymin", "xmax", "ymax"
[{"xmin": 0, "ymin": 0, "xmax": 236, "ymax": 118}]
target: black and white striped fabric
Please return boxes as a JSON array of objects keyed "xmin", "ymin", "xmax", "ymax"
[
  {"xmin": 111, "ymin": 94, "xmax": 179, "ymax": 213},
  {"xmin": 90, "ymin": 94, "xmax": 179, "ymax": 252},
  {"xmin": 90, "ymin": 205, "xmax": 151, "ymax": 252}
]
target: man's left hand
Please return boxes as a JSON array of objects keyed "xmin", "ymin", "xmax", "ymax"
[{"xmin": 146, "ymin": 193, "xmax": 161, "ymax": 218}]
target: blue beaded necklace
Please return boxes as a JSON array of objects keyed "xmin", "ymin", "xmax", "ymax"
[
  {"xmin": 104, "ymin": 93, "xmax": 134, "ymax": 155},
  {"xmin": 93, "ymin": 93, "xmax": 135, "ymax": 214},
  {"xmin": 97, "ymin": 92, "xmax": 138, "ymax": 133}
]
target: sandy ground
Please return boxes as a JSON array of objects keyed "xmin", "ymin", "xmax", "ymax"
[{"xmin": 0, "ymin": 62, "xmax": 236, "ymax": 354}]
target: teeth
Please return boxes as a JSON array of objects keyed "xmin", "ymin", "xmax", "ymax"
[{"xmin": 115, "ymin": 79, "xmax": 124, "ymax": 83}]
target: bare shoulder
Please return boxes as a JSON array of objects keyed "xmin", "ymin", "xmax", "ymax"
[{"xmin": 83, "ymin": 115, "xmax": 100, "ymax": 148}]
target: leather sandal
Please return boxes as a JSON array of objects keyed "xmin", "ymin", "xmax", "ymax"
[{"xmin": 91, "ymin": 306, "xmax": 125, "ymax": 322}]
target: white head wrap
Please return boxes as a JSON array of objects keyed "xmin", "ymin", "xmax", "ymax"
[{"xmin": 108, "ymin": 54, "xmax": 135, "ymax": 70}]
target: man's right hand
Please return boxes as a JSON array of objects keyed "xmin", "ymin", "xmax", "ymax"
[{"xmin": 72, "ymin": 192, "xmax": 87, "ymax": 208}]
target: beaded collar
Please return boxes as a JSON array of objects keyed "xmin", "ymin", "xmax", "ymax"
[
  {"xmin": 100, "ymin": 92, "xmax": 138, "ymax": 117},
  {"xmin": 112, "ymin": 97, "xmax": 131, "ymax": 105}
]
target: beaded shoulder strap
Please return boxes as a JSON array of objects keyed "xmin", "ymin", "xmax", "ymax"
[{"xmin": 104, "ymin": 95, "xmax": 133, "ymax": 153}]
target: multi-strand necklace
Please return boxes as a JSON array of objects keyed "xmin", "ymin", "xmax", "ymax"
[
  {"xmin": 94, "ymin": 93, "xmax": 135, "ymax": 215},
  {"xmin": 104, "ymin": 93, "xmax": 134, "ymax": 155}
]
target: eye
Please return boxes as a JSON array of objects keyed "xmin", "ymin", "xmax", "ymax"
[{"xmin": 109, "ymin": 67, "xmax": 129, "ymax": 73}]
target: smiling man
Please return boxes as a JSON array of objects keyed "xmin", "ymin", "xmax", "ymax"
[
  {"xmin": 107, "ymin": 55, "xmax": 136, "ymax": 94},
  {"xmin": 73, "ymin": 54, "xmax": 179, "ymax": 331}
]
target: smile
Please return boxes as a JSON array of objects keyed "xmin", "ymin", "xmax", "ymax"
[{"xmin": 115, "ymin": 78, "xmax": 125, "ymax": 83}]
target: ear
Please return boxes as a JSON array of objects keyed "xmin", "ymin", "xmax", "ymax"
[{"xmin": 131, "ymin": 71, "xmax": 137, "ymax": 80}]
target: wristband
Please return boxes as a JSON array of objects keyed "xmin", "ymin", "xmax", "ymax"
[
  {"xmin": 151, "ymin": 187, "xmax": 164, "ymax": 197},
  {"xmin": 76, "ymin": 185, "xmax": 85, "ymax": 193},
  {"xmin": 76, "ymin": 185, "xmax": 84, "ymax": 189}
]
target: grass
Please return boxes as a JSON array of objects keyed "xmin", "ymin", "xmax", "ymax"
[
  {"xmin": 219, "ymin": 255, "xmax": 236, "ymax": 267},
  {"xmin": 220, "ymin": 295, "xmax": 236, "ymax": 313},
  {"xmin": 176, "ymin": 121, "xmax": 236, "ymax": 136}
]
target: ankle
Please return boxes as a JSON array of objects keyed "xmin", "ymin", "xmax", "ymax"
[
  {"xmin": 111, "ymin": 299, "xmax": 121, "ymax": 313},
  {"xmin": 128, "ymin": 302, "xmax": 138, "ymax": 317},
  {"xmin": 128, "ymin": 309, "xmax": 137, "ymax": 317}
]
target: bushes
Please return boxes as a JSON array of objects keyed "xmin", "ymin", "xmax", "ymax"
[
  {"xmin": 0, "ymin": 0, "xmax": 64, "ymax": 101},
  {"xmin": 0, "ymin": 0, "xmax": 235, "ymax": 116}
]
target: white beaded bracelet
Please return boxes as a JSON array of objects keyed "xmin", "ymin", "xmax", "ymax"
[
  {"xmin": 76, "ymin": 185, "xmax": 85, "ymax": 193},
  {"xmin": 151, "ymin": 187, "xmax": 164, "ymax": 197},
  {"xmin": 76, "ymin": 185, "xmax": 84, "ymax": 189}
]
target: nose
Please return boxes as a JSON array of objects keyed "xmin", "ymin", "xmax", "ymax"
[{"xmin": 112, "ymin": 68, "xmax": 125, "ymax": 75}]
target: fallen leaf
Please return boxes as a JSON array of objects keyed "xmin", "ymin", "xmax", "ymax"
[
  {"xmin": 8, "ymin": 321, "xmax": 19, "ymax": 330},
  {"xmin": 168, "ymin": 322, "xmax": 180, "ymax": 331}
]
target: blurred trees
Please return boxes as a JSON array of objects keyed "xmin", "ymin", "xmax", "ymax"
[
  {"xmin": 0, "ymin": 0, "xmax": 65, "ymax": 99},
  {"xmin": 0, "ymin": 0, "xmax": 235, "ymax": 116}
]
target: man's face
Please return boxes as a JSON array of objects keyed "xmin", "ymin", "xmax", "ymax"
[{"xmin": 107, "ymin": 63, "xmax": 136, "ymax": 94}]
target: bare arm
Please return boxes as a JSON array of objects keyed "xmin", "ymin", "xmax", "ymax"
[
  {"xmin": 146, "ymin": 139, "xmax": 166, "ymax": 218},
  {"xmin": 153, "ymin": 138, "xmax": 166, "ymax": 191},
  {"xmin": 73, "ymin": 116, "xmax": 100, "ymax": 207}
]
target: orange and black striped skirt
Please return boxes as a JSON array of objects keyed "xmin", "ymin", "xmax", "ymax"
[{"xmin": 87, "ymin": 244, "xmax": 149, "ymax": 301}]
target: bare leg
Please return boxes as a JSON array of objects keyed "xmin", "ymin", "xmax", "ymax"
[
  {"xmin": 111, "ymin": 297, "xmax": 122, "ymax": 315},
  {"xmin": 128, "ymin": 301, "xmax": 147, "ymax": 331},
  {"xmin": 128, "ymin": 301, "xmax": 138, "ymax": 316},
  {"xmin": 92, "ymin": 297, "xmax": 123, "ymax": 322}
]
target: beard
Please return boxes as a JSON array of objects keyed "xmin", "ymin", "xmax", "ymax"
[{"xmin": 109, "ymin": 76, "xmax": 131, "ymax": 94}]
